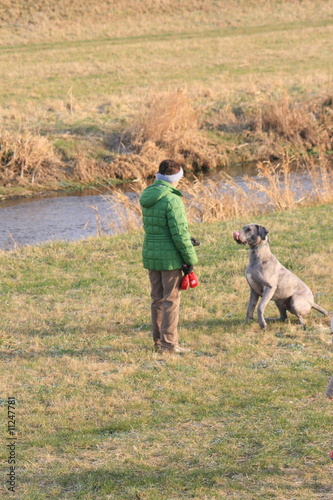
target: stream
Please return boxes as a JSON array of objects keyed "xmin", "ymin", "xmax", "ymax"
[
  {"xmin": 0, "ymin": 168, "xmax": 315, "ymax": 250},
  {"xmin": 0, "ymin": 190, "xmax": 119, "ymax": 250}
]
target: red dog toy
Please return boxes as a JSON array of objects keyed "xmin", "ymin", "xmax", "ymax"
[
  {"xmin": 188, "ymin": 271, "xmax": 199, "ymax": 288},
  {"xmin": 180, "ymin": 274, "xmax": 190, "ymax": 290},
  {"xmin": 180, "ymin": 271, "xmax": 199, "ymax": 290}
]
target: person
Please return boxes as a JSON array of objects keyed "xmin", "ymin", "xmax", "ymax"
[{"xmin": 139, "ymin": 159, "xmax": 198, "ymax": 354}]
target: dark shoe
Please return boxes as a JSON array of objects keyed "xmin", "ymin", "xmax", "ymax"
[{"xmin": 153, "ymin": 344, "xmax": 162, "ymax": 353}]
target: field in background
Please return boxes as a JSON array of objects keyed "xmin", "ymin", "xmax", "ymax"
[
  {"xmin": 0, "ymin": 0, "xmax": 333, "ymax": 193},
  {"xmin": 0, "ymin": 204, "xmax": 333, "ymax": 498}
]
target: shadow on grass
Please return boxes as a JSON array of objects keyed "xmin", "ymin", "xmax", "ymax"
[
  {"xmin": 0, "ymin": 344, "xmax": 145, "ymax": 361},
  {"xmin": 20, "ymin": 463, "xmax": 332, "ymax": 499},
  {"xmin": 0, "ymin": 317, "xmax": 247, "ymax": 361},
  {"xmin": 181, "ymin": 316, "xmax": 245, "ymax": 330},
  {"xmin": 2, "ymin": 314, "xmax": 323, "ymax": 361}
]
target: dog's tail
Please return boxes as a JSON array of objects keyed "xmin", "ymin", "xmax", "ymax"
[{"xmin": 312, "ymin": 303, "xmax": 329, "ymax": 316}]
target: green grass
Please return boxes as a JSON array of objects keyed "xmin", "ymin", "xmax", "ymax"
[{"xmin": 1, "ymin": 203, "xmax": 333, "ymax": 498}]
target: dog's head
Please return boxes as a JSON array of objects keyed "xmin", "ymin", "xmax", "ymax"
[{"xmin": 233, "ymin": 224, "xmax": 269, "ymax": 248}]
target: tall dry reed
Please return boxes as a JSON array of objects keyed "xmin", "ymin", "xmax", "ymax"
[
  {"xmin": 244, "ymin": 157, "xmax": 305, "ymax": 212},
  {"xmin": 126, "ymin": 89, "xmax": 224, "ymax": 171},
  {"xmin": 181, "ymin": 175, "xmax": 261, "ymax": 223},
  {"xmin": 303, "ymin": 150, "xmax": 333, "ymax": 204},
  {"xmin": 104, "ymin": 178, "xmax": 147, "ymax": 234},
  {"xmin": 106, "ymin": 156, "xmax": 333, "ymax": 234},
  {"xmin": 0, "ymin": 128, "xmax": 63, "ymax": 184},
  {"xmin": 128, "ymin": 89, "xmax": 198, "ymax": 149}
]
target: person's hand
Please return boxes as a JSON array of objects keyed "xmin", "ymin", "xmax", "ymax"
[
  {"xmin": 182, "ymin": 264, "xmax": 193, "ymax": 275},
  {"xmin": 191, "ymin": 237, "xmax": 200, "ymax": 246}
]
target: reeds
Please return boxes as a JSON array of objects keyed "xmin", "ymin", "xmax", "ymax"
[
  {"xmin": 244, "ymin": 157, "xmax": 305, "ymax": 212},
  {"xmin": 303, "ymin": 150, "xmax": 333, "ymax": 204},
  {"xmin": 125, "ymin": 89, "xmax": 222, "ymax": 172},
  {"xmin": 103, "ymin": 179, "xmax": 147, "ymax": 234},
  {"xmin": 0, "ymin": 128, "xmax": 63, "ymax": 184},
  {"xmin": 182, "ymin": 175, "xmax": 260, "ymax": 223},
  {"xmin": 83, "ymin": 90, "xmax": 333, "ymax": 185},
  {"xmin": 128, "ymin": 89, "xmax": 198, "ymax": 149},
  {"xmin": 106, "ymin": 155, "xmax": 333, "ymax": 234},
  {"xmin": 0, "ymin": 91, "xmax": 332, "ymax": 191},
  {"xmin": 257, "ymin": 95, "xmax": 333, "ymax": 151}
]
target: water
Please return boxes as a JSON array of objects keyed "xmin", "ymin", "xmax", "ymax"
[
  {"xmin": 0, "ymin": 169, "xmax": 315, "ymax": 250},
  {"xmin": 0, "ymin": 192, "xmax": 117, "ymax": 250}
]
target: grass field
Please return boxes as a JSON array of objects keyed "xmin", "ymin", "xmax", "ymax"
[
  {"xmin": 1, "ymin": 3, "xmax": 333, "ymax": 496},
  {"xmin": 1, "ymin": 203, "xmax": 333, "ymax": 499},
  {"xmin": 0, "ymin": 0, "xmax": 333, "ymax": 192}
]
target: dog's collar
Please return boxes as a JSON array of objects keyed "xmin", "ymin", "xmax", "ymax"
[{"xmin": 250, "ymin": 240, "xmax": 269, "ymax": 251}]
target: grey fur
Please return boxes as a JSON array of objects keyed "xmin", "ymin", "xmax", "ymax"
[{"xmin": 233, "ymin": 223, "xmax": 329, "ymax": 329}]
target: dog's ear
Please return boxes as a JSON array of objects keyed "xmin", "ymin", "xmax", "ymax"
[{"xmin": 258, "ymin": 225, "xmax": 269, "ymax": 240}]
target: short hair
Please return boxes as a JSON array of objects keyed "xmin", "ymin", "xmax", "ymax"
[{"xmin": 158, "ymin": 159, "xmax": 183, "ymax": 176}]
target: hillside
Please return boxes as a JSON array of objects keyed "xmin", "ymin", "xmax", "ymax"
[
  {"xmin": 0, "ymin": 0, "xmax": 333, "ymax": 195},
  {"xmin": 1, "ymin": 1, "xmax": 332, "ymax": 45}
]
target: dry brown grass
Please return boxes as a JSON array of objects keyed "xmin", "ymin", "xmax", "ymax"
[
  {"xmin": 106, "ymin": 90, "xmax": 333, "ymax": 182},
  {"xmin": 257, "ymin": 95, "xmax": 333, "ymax": 151},
  {"xmin": 210, "ymin": 93, "xmax": 333, "ymax": 161},
  {"xmin": 186, "ymin": 156, "xmax": 333, "ymax": 220},
  {"xmin": 0, "ymin": 128, "xmax": 63, "ymax": 185},
  {"xmin": 123, "ymin": 89, "xmax": 226, "ymax": 173},
  {"xmin": 1, "ymin": 1, "xmax": 333, "ymax": 189},
  {"xmin": 182, "ymin": 175, "xmax": 260, "ymax": 222},
  {"xmin": 105, "ymin": 188, "xmax": 146, "ymax": 235},
  {"xmin": 2, "ymin": 0, "xmax": 332, "ymax": 45},
  {"xmin": 1, "ymin": 90, "xmax": 332, "ymax": 195},
  {"xmin": 128, "ymin": 89, "xmax": 198, "ymax": 148},
  {"xmin": 244, "ymin": 157, "xmax": 305, "ymax": 212},
  {"xmin": 303, "ymin": 150, "xmax": 333, "ymax": 204},
  {"xmin": 70, "ymin": 150, "xmax": 111, "ymax": 184},
  {"xmin": 128, "ymin": 90, "xmax": 198, "ymax": 146},
  {"xmin": 106, "ymin": 155, "xmax": 333, "ymax": 234}
]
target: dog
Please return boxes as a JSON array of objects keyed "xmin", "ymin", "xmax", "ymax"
[{"xmin": 233, "ymin": 223, "xmax": 329, "ymax": 329}]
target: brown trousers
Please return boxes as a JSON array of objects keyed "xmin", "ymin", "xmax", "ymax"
[{"xmin": 149, "ymin": 269, "xmax": 182, "ymax": 350}]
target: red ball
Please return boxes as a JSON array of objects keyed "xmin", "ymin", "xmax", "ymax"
[{"xmin": 330, "ymin": 450, "xmax": 333, "ymax": 460}]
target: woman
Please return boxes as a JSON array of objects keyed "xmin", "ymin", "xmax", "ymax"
[{"xmin": 140, "ymin": 159, "xmax": 198, "ymax": 353}]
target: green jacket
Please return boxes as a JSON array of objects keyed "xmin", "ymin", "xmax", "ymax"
[{"xmin": 140, "ymin": 180, "xmax": 198, "ymax": 271}]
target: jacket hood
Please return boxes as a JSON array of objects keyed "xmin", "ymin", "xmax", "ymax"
[{"xmin": 140, "ymin": 180, "xmax": 182, "ymax": 208}]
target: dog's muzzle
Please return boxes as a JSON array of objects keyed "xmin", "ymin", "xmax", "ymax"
[{"xmin": 233, "ymin": 231, "xmax": 246, "ymax": 245}]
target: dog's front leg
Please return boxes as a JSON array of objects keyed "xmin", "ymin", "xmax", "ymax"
[
  {"xmin": 245, "ymin": 288, "xmax": 259, "ymax": 323},
  {"xmin": 258, "ymin": 286, "xmax": 276, "ymax": 329}
]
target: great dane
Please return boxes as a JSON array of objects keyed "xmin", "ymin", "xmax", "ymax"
[{"xmin": 233, "ymin": 223, "xmax": 329, "ymax": 329}]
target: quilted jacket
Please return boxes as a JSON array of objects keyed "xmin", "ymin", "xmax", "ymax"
[{"xmin": 139, "ymin": 180, "xmax": 198, "ymax": 271}]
